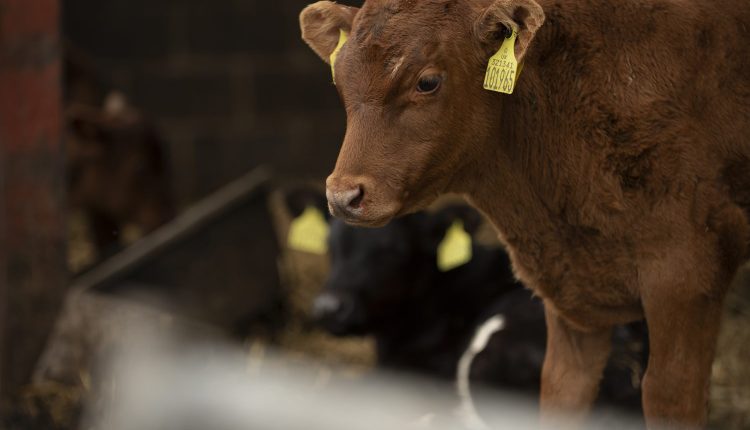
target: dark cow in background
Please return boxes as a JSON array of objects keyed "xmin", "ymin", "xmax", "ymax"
[
  {"xmin": 66, "ymin": 93, "xmax": 175, "ymax": 260},
  {"xmin": 286, "ymin": 189, "xmax": 647, "ymax": 419},
  {"xmin": 316, "ymin": 204, "xmax": 517, "ymax": 376}
]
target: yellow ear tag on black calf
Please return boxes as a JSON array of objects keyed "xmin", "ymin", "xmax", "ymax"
[
  {"xmin": 483, "ymin": 29, "xmax": 520, "ymax": 94},
  {"xmin": 330, "ymin": 29, "xmax": 349, "ymax": 84},
  {"xmin": 437, "ymin": 220, "xmax": 473, "ymax": 272},
  {"xmin": 288, "ymin": 206, "xmax": 329, "ymax": 255}
]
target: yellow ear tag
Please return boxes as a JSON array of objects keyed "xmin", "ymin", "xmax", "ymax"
[
  {"xmin": 330, "ymin": 29, "xmax": 349, "ymax": 83},
  {"xmin": 483, "ymin": 29, "xmax": 521, "ymax": 94},
  {"xmin": 287, "ymin": 206, "xmax": 329, "ymax": 255},
  {"xmin": 437, "ymin": 220, "xmax": 473, "ymax": 272}
]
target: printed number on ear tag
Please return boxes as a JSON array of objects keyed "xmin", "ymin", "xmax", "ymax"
[
  {"xmin": 288, "ymin": 206, "xmax": 329, "ymax": 255},
  {"xmin": 330, "ymin": 29, "xmax": 349, "ymax": 84},
  {"xmin": 483, "ymin": 29, "xmax": 520, "ymax": 94},
  {"xmin": 437, "ymin": 220, "xmax": 473, "ymax": 272}
]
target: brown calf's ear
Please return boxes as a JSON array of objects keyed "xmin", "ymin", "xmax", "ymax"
[
  {"xmin": 474, "ymin": 0, "xmax": 545, "ymax": 62},
  {"xmin": 300, "ymin": 1, "xmax": 359, "ymax": 64}
]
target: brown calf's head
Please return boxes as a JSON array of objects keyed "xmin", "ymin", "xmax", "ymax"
[
  {"xmin": 67, "ymin": 94, "xmax": 174, "ymax": 232},
  {"xmin": 300, "ymin": 0, "xmax": 544, "ymax": 226}
]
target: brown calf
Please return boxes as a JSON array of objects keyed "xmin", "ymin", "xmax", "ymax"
[
  {"xmin": 300, "ymin": 0, "xmax": 750, "ymax": 427},
  {"xmin": 67, "ymin": 94, "xmax": 174, "ymax": 257}
]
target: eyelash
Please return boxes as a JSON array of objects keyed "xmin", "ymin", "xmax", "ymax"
[{"xmin": 416, "ymin": 75, "xmax": 442, "ymax": 94}]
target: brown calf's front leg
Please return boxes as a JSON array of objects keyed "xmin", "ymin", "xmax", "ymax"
[
  {"xmin": 641, "ymin": 285, "xmax": 725, "ymax": 429},
  {"xmin": 540, "ymin": 303, "xmax": 613, "ymax": 427}
]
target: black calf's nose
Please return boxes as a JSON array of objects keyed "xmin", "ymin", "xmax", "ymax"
[
  {"xmin": 326, "ymin": 185, "xmax": 364, "ymax": 217},
  {"xmin": 312, "ymin": 293, "xmax": 343, "ymax": 320}
]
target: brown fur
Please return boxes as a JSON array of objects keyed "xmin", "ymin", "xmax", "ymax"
[
  {"xmin": 300, "ymin": 0, "xmax": 750, "ymax": 427},
  {"xmin": 67, "ymin": 97, "xmax": 174, "ymax": 255}
]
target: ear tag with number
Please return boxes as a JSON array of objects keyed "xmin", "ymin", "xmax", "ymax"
[
  {"xmin": 330, "ymin": 29, "xmax": 349, "ymax": 83},
  {"xmin": 437, "ymin": 220, "xmax": 473, "ymax": 272},
  {"xmin": 287, "ymin": 206, "xmax": 329, "ymax": 255},
  {"xmin": 483, "ymin": 29, "xmax": 521, "ymax": 94}
]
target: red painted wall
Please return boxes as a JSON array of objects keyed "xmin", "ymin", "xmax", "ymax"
[{"xmin": 0, "ymin": 0, "xmax": 67, "ymax": 406}]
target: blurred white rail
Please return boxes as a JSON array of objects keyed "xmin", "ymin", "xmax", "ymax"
[{"xmin": 90, "ymin": 327, "xmax": 643, "ymax": 430}]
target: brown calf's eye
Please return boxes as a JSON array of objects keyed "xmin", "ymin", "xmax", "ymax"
[{"xmin": 416, "ymin": 75, "xmax": 442, "ymax": 94}]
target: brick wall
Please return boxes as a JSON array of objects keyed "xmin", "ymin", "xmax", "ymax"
[{"xmin": 63, "ymin": 0, "xmax": 363, "ymax": 206}]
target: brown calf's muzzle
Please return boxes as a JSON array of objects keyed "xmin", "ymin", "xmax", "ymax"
[
  {"xmin": 326, "ymin": 173, "xmax": 402, "ymax": 227},
  {"xmin": 326, "ymin": 176, "xmax": 363, "ymax": 219}
]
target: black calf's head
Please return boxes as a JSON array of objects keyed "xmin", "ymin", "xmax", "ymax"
[
  {"xmin": 313, "ymin": 203, "xmax": 485, "ymax": 336},
  {"xmin": 314, "ymin": 213, "xmax": 430, "ymax": 335}
]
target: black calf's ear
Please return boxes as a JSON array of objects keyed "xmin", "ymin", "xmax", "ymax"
[
  {"xmin": 284, "ymin": 186, "xmax": 330, "ymax": 220},
  {"xmin": 285, "ymin": 186, "xmax": 331, "ymax": 255},
  {"xmin": 432, "ymin": 205, "xmax": 482, "ymax": 271},
  {"xmin": 418, "ymin": 205, "xmax": 484, "ymax": 255},
  {"xmin": 434, "ymin": 205, "xmax": 484, "ymax": 237},
  {"xmin": 300, "ymin": 1, "xmax": 359, "ymax": 64},
  {"xmin": 474, "ymin": 0, "xmax": 545, "ymax": 62}
]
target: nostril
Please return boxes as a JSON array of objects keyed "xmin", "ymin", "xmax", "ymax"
[
  {"xmin": 347, "ymin": 185, "xmax": 364, "ymax": 209},
  {"xmin": 326, "ymin": 183, "xmax": 367, "ymax": 216}
]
